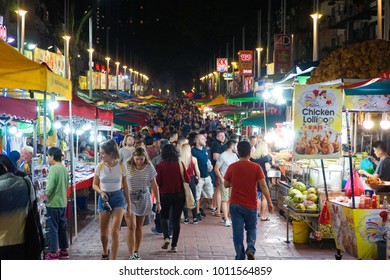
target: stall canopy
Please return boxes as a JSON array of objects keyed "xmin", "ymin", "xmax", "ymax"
[
  {"xmin": 342, "ymin": 70, "xmax": 390, "ymax": 96},
  {"xmin": 227, "ymin": 91, "xmax": 262, "ymax": 103},
  {"xmin": 205, "ymin": 94, "xmax": 226, "ymax": 106},
  {"xmin": 57, "ymin": 93, "xmax": 113, "ymax": 124},
  {"xmin": 0, "ymin": 40, "xmax": 71, "ymax": 100},
  {"xmin": 241, "ymin": 114, "xmax": 286, "ymax": 127},
  {"xmin": 0, "ymin": 96, "xmax": 36, "ymax": 121}
]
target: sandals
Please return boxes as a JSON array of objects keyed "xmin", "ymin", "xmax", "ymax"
[{"xmin": 260, "ymin": 217, "xmax": 270, "ymax": 221}]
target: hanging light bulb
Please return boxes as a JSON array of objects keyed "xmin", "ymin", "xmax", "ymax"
[
  {"xmin": 363, "ymin": 113, "xmax": 374, "ymax": 129},
  {"xmin": 380, "ymin": 112, "xmax": 390, "ymax": 129}
]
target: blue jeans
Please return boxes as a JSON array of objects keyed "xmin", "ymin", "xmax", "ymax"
[
  {"xmin": 46, "ymin": 207, "xmax": 68, "ymax": 253},
  {"xmin": 229, "ymin": 204, "xmax": 258, "ymax": 260}
]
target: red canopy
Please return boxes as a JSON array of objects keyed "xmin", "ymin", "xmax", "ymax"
[
  {"xmin": 0, "ymin": 96, "xmax": 37, "ymax": 120},
  {"xmin": 57, "ymin": 94, "xmax": 113, "ymax": 124}
]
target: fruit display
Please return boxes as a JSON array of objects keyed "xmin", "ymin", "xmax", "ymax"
[
  {"xmin": 284, "ymin": 182, "xmax": 319, "ymax": 213},
  {"xmin": 307, "ymin": 39, "xmax": 390, "ymax": 84}
]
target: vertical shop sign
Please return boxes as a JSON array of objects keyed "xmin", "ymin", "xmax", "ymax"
[
  {"xmin": 274, "ymin": 34, "xmax": 292, "ymax": 74},
  {"xmin": 292, "ymin": 85, "xmax": 343, "ymax": 159},
  {"xmin": 216, "ymin": 58, "xmax": 228, "ymax": 72},
  {"xmin": 238, "ymin": 50, "xmax": 253, "ymax": 76}
]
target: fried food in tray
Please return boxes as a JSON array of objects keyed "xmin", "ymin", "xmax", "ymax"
[{"xmin": 365, "ymin": 177, "xmax": 384, "ymax": 185}]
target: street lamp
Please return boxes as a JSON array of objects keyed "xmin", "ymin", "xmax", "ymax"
[
  {"xmin": 256, "ymin": 47, "xmax": 263, "ymax": 79},
  {"xmin": 105, "ymin": 57, "xmax": 111, "ymax": 94},
  {"xmin": 63, "ymin": 35, "xmax": 71, "ymax": 79},
  {"xmin": 15, "ymin": 9, "xmax": 27, "ymax": 54},
  {"xmin": 115, "ymin": 61, "xmax": 120, "ymax": 96},
  {"xmin": 123, "ymin": 65, "xmax": 127, "ymax": 92},
  {"xmin": 310, "ymin": 13, "xmax": 322, "ymax": 61}
]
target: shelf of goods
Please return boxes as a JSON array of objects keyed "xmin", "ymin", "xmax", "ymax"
[
  {"xmin": 328, "ymin": 200, "xmax": 388, "ymax": 259},
  {"xmin": 277, "ymin": 180, "xmax": 338, "ymax": 245}
]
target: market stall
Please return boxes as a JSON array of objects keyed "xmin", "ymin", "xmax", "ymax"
[
  {"xmin": 327, "ymin": 199, "xmax": 388, "ymax": 259},
  {"xmin": 0, "ymin": 39, "xmax": 75, "ymax": 241}
]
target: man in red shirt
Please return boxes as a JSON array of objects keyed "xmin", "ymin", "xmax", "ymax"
[{"xmin": 224, "ymin": 141, "xmax": 274, "ymax": 260}]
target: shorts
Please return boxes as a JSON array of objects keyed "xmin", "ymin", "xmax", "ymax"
[
  {"xmin": 195, "ymin": 176, "xmax": 214, "ymax": 200},
  {"xmin": 98, "ymin": 189, "xmax": 126, "ymax": 213},
  {"xmin": 220, "ymin": 182, "xmax": 231, "ymax": 202}
]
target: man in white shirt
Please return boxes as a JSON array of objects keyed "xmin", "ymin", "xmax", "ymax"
[{"xmin": 214, "ymin": 140, "xmax": 238, "ymax": 227}]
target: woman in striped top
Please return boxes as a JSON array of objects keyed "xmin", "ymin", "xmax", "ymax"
[{"xmin": 125, "ymin": 147, "xmax": 160, "ymax": 260}]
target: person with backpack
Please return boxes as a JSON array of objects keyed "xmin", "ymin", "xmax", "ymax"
[
  {"xmin": 0, "ymin": 156, "xmax": 43, "ymax": 260},
  {"xmin": 93, "ymin": 139, "xmax": 131, "ymax": 260}
]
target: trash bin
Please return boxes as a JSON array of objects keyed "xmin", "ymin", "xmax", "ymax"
[{"xmin": 292, "ymin": 220, "xmax": 310, "ymax": 244}]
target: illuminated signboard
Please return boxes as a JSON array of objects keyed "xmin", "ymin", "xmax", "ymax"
[
  {"xmin": 238, "ymin": 50, "xmax": 253, "ymax": 76},
  {"xmin": 216, "ymin": 58, "xmax": 228, "ymax": 73},
  {"xmin": 0, "ymin": 16, "xmax": 7, "ymax": 41}
]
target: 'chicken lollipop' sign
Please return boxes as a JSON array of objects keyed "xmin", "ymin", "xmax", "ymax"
[{"xmin": 292, "ymin": 85, "xmax": 343, "ymax": 159}]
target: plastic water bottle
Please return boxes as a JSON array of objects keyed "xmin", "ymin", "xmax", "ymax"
[{"xmin": 383, "ymin": 196, "xmax": 388, "ymax": 209}]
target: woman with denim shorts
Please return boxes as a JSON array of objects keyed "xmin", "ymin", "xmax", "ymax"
[{"xmin": 93, "ymin": 139, "xmax": 131, "ymax": 260}]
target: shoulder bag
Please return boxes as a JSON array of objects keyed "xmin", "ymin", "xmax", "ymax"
[{"xmin": 179, "ymin": 161, "xmax": 195, "ymax": 209}]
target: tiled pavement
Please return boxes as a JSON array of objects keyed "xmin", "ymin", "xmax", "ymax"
[{"xmin": 67, "ymin": 205, "xmax": 355, "ymax": 260}]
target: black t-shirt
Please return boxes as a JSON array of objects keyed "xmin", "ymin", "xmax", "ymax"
[
  {"xmin": 251, "ymin": 155, "xmax": 273, "ymax": 186},
  {"xmin": 376, "ymin": 156, "xmax": 390, "ymax": 181},
  {"xmin": 210, "ymin": 140, "xmax": 226, "ymax": 167}
]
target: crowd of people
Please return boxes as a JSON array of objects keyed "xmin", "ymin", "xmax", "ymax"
[
  {"xmin": 0, "ymin": 97, "xmax": 276, "ymax": 260},
  {"xmin": 87, "ymin": 98, "xmax": 276, "ymax": 260}
]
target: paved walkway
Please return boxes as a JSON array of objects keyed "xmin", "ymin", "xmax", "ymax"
[{"xmin": 67, "ymin": 205, "xmax": 355, "ymax": 260}]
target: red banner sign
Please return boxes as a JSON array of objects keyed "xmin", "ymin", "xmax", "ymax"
[{"xmin": 238, "ymin": 50, "xmax": 253, "ymax": 76}]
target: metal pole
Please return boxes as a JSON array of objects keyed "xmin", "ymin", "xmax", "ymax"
[
  {"xmin": 94, "ymin": 118, "xmax": 98, "ymax": 219},
  {"xmin": 43, "ymin": 93, "xmax": 47, "ymax": 165},
  {"xmin": 242, "ymin": 27, "xmax": 245, "ymax": 94},
  {"xmin": 20, "ymin": 12, "xmax": 26, "ymax": 54},
  {"xmin": 266, "ymin": 0, "xmax": 272, "ymax": 64},
  {"xmin": 89, "ymin": 17, "xmax": 93, "ymax": 100},
  {"xmin": 385, "ymin": 0, "xmax": 389, "ymax": 41},
  {"xmin": 264, "ymin": 101, "xmax": 267, "ymax": 135},
  {"xmin": 378, "ymin": 0, "xmax": 383, "ymax": 39},
  {"xmin": 69, "ymin": 99, "xmax": 77, "ymax": 237}
]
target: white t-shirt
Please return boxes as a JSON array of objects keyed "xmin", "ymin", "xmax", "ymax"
[
  {"xmin": 96, "ymin": 162, "xmax": 125, "ymax": 192},
  {"xmin": 216, "ymin": 151, "xmax": 239, "ymax": 176}
]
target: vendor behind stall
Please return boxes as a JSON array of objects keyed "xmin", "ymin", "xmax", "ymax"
[{"xmin": 358, "ymin": 141, "xmax": 390, "ymax": 181}]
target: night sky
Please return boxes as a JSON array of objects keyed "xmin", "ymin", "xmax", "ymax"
[{"xmin": 54, "ymin": 0, "xmax": 282, "ymax": 92}]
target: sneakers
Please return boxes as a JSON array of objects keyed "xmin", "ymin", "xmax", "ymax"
[
  {"xmin": 220, "ymin": 217, "xmax": 226, "ymax": 223},
  {"xmin": 161, "ymin": 238, "xmax": 170, "ymax": 249},
  {"xmin": 224, "ymin": 219, "xmax": 231, "ymax": 227},
  {"xmin": 129, "ymin": 252, "xmax": 142, "ymax": 260},
  {"xmin": 199, "ymin": 208, "xmax": 206, "ymax": 217},
  {"xmin": 101, "ymin": 250, "xmax": 110, "ymax": 260},
  {"xmin": 151, "ymin": 227, "xmax": 163, "ymax": 235},
  {"xmin": 246, "ymin": 251, "xmax": 255, "ymax": 260},
  {"xmin": 170, "ymin": 246, "xmax": 177, "ymax": 253},
  {"xmin": 183, "ymin": 218, "xmax": 190, "ymax": 224},
  {"xmin": 211, "ymin": 208, "xmax": 217, "ymax": 215},
  {"xmin": 193, "ymin": 218, "xmax": 199, "ymax": 224},
  {"xmin": 58, "ymin": 249, "xmax": 69, "ymax": 259},
  {"xmin": 196, "ymin": 213, "xmax": 203, "ymax": 221},
  {"xmin": 45, "ymin": 252, "xmax": 58, "ymax": 260}
]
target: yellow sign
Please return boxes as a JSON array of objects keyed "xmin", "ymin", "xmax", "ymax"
[{"xmin": 293, "ymin": 85, "xmax": 343, "ymax": 159}]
